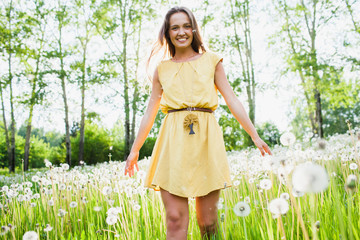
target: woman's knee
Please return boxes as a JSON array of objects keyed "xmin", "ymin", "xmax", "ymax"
[{"xmin": 166, "ymin": 210, "xmax": 187, "ymax": 231}]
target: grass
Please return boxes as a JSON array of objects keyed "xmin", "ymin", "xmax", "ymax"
[{"xmin": 0, "ymin": 132, "xmax": 359, "ymax": 239}]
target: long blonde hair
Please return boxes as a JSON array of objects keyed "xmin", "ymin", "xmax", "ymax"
[{"xmin": 147, "ymin": 6, "xmax": 206, "ymax": 77}]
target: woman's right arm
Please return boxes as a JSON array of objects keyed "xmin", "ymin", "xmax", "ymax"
[{"xmin": 124, "ymin": 68, "xmax": 163, "ymax": 177}]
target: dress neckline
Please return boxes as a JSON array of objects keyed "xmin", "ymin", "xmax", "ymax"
[{"xmin": 170, "ymin": 52, "xmax": 206, "ymax": 63}]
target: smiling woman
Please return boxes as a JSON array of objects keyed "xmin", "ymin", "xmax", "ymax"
[{"xmin": 124, "ymin": 6, "xmax": 271, "ymax": 240}]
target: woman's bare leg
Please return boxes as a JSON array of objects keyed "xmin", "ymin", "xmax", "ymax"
[
  {"xmin": 160, "ymin": 189, "xmax": 189, "ymax": 240},
  {"xmin": 195, "ymin": 190, "xmax": 220, "ymax": 239}
]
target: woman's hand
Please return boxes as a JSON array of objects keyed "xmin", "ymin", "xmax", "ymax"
[
  {"xmin": 124, "ymin": 151, "xmax": 140, "ymax": 177},
  {"xmin": 252, "ymin": 137, "xmax": 272, "ymax": 156}
]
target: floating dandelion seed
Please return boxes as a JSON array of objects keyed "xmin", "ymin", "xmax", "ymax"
[
  {"xmin": 292, "ymin": 163, "xmax": 329, "ymax": 193},
  {"xmin": 280, "ymin": 132, "xmax": 296, "ymax": 146},
  {"xmin": 23, "ymin": 231, "xmax": 38, "ymax": 240},
  {"xmin": 70, "ymin": 201, "xmax": 78, "ymax": 208},
  {"xmin": 106, "ymin": 215, "xmax": 118, "ymax": 225},
  {"xmin": 268, "ymin": 198, "xmax": 289, "ymax": 215},
  {"xmin": 259, "ymin": 179, "xmax": 272, "ymax": 190},
  {"xmin": 349, "ymin": 163, "xmax": 358, "ymax": 170},
  {"xmin": 44, "ymin": 224, "xmax": 53, "ymax": 232},
  {"xmin": 233, "ymin": 201, "xmax": 251, "ymax": 217}
]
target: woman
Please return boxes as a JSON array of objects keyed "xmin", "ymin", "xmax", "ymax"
[{"xmin": 125, "ymin": 6, "xmax": 272, "ymax": 239}]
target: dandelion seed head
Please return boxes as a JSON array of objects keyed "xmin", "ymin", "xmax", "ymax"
[
  {"xmin": 280, "ymin": 132, "xmax": 296, "ymax": 146},
  {"xmin": 31, "ymin": 176, "xmax": 40, "ymax": 183},
  {"xmin": 292, "ymin": 189, "xmax": 304, "ymax": 197},
  {"xmin": 233, "ymin": 201, "xmax": 251, "ymax": 217},
  {"xmin": 94, "ymin": 206, "xmax": 102, "ymax": 212},
  {"xmin": 106, "ymin": 215, "xmax": 118, "ymax": 225},
  {"xmin": 280, "ymin": 193, "xmax": 290, "ymax": 200},
  {"xmin": 350, "ymin": 163, "xmax": 358, "ymax": 170},
  {"xmin": 102, "ymin": 186, "xmax": 112, "ymax": 196},
  {"xmin": 61, "ymin": 163, "xmax": 69, "ymax": 171},
  {"xmin": 44, "ymin": 224, "xmax": 53, "ymax": 232},
  {"xmin": 268, "ymin": 198, "xmax": 289, "ymax": 215},
  {"xmin": 292, "ymin": 163, "xmax": 329, "ymax": 193},
  {"xmin": 259, "ymin": 179, "xmax": 272, "ymax": 190},
  {"xmin": 22, "ymin": 231, "xmax": 38, "ymax": 240},
  {"xmin": 70, "ymin": 201, "xmax": 78, "ymax": 208}
]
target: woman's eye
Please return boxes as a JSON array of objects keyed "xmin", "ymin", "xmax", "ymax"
[{"xmin": 172, "ymin": 27, "xmax": 178, "ymax": 30}]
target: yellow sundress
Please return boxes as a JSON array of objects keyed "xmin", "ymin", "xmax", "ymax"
[{"xmin": 144, "ymin": 51, "xmax": 232, "ymax": 198}]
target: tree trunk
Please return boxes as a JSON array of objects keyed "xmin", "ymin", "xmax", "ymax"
[
  {"xmin": 78, "ymin": 49, "xmax": 86, "ymax": 164},
  {"xmin": 0, "ymin": 85, "xmax": 11, "ymax": 169}
]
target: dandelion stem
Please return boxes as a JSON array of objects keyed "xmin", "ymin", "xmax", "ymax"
[{"xmin": 242, "ymin": 217, "xmax": 248, "ymax": 240}]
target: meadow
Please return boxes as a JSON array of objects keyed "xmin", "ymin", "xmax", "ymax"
[{"xmin": 0, "ymin": 130, "xmax": 359, "ymax": 240}]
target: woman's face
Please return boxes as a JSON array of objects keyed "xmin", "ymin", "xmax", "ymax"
[{"xmin": 168, "ymin": 12, "xmax": 193, "ymax": 51}]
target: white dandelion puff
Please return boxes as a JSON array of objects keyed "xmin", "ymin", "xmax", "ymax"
[
  {"xmin": 217, "ymin": 202, "xmax": 224, "ymax": 210},
  {"xmin": 233, "ymin": 180, "xmax": 240, "ymax": 187},
  {"xmin": 30, "ymin": 202, "xmax": 36, "ymax": 208},
  {"xmin": 292, "ymin": 163, "xmax": 329, "ymax": 193},
  {"xmin": 259, "ymin": 179, "xmax": 272, "ymax": 190},
  {"xmin": 280, "ymin": 193, "xmax": 290, "ymax": 200},
  {"xmin": 280, "ymin": 132, "xmax": 296, "ymax": 146},
  {"xmin": 61, "ymin": 163, "xmax": 69, "ymax": 171},
  {"xmin": 350, "ymin": 163, "xmax": 358, "ymax": 170},
  {"xmin": 31, "ymin": 176, "xmax": 40, "ymax": 183},
  {"xmin": 22, "ymin": 231, "xmax": 38, "ymax": 240},
  {"xmin": 94, "ymin": 206, "xmax": 102, "ymax": 212},
  {"xmin": 107, "ymin": 207, "xmax": 121, "ymax": 216},
  {"xmin": 70, "ymin": 201, "xmax": 78, "ymax": 208},
  {"xmin": 292, "ymin": 189, "xmax": 304, "ymax": 197},
  {"xmin": 102, "ymin": 186, "xmax": 112, "ymax": 196},
  {"xmin": 268, "ymin": 198, "xmax": 289, "ymax": 215},
  {"xmin": 44, "ymin": 224, "xmax": 53, "ymax": 232},
  {"xmin": 48, "ymin": 199, "xmax": 54, "ymax": 206},
  {"xmin": 233, "ymin": 201, "xmax": 251, "ymax": 217},
  {"xmin": 58, "ymin": 209, "xmax": 67, "ymax": 217},
  {"xmin": 106, "ymin": 215, "xmax": 118, "ymax": 225}
]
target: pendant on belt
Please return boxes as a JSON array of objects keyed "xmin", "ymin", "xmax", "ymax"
[{"xmin": 183, "ymin": 113, "xmax": 199, "ymax": 135}]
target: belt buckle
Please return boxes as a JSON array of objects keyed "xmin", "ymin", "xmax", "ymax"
[{"xmin": 187, "ymin": 107, "xmax": 194, "ymax": 112}]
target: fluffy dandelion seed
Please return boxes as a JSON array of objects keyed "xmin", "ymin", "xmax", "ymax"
[
  {"xmin": 31, "ymin": 176, "xmax": 40, "ymax": 183},
  {"xmin": 346, "ymin": 174, "xmax": 357, "ymax": 190},
  {"xmin": 259, "ymin": 179, "xmax": 272, "ymax": 190},
  {"xmin": 292, "ymin": 163, "xmax": 329, "ymax": 193},
  {"xmin": 233, "ymin": 201, "xmax": 251, "ymax": 217},
  {"xmin": 233, "ymin": 180, "xmax": 240, "ymax": 186},
  {"xmin": 48, "ymin": 199, "xmax": 54, "ymax": 206},
  {"xmin": 102, "ymin": 186, "xmax": 112, "ymax": 196},
  {"xmin": 106, "ymin": 215, "xmax": 118, "ymax": 225},
  {"xmin": 58, "ymin": 209, "xmax": 67, "ymax": 217},
  {"xmin": 133, "ymin": 204, "xmax": 141, "ymax": 211},
  {"xmin": 280, "ymin": 193, "xmax": 290, "ymax": 200},
  {"xmin": 44, "ymin": 224, "xmax": 53, "ymax": 232},
  {"xmin": 350, "ymin": 163, "xmax": 358, "ymax": 170},
  {"xmin": 70, "ymin": 201, "xmax": 78, "ymax": 208},
  {"xmin": 94, "ymin": 206, "xmax": 102, "ymax": 212},
  {"xmin": 280, "ymin": 132, "xmax": 296, "ymax": 146},
  {"xmin": 22, "ymin": 231, "xmax": 38, "ymax": 240},
  {"xmin": 61, "ymin": 163, "xmax": 69, "ymax": 171},
  {"xmin": 268, "ymin": 198, "xmax": 289, "ymax": 215}
]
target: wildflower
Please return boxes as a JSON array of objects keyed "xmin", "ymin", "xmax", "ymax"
[
  {"xmin": 58, "ymin": 209, "xmax": 67, "ymax": 217},
  {"xmin": 81, "ymin": 197, "xmax": 88, "ymax": 203},
  {"xmin": 48, "ymin": 199, "xmax": 54, "ymax": 206},
  {"xmin": 102, "ymin": 186, "xmax": 112, "ymax": 196},
  {"xmin": 31, "ymin": 202, "xmax": 36, "ymax": 208},
  {"xmin": 292, "ymin": 163, "xmax": 329, "ymax": 193},
  {"xmin": 280, "ymin": 132, "xmax": 296, "ymax": 146},
  {"xmin": 44, "ymin": 159, "xmax": 52, "ymax": 168},
  {"xmin": 94, "ymin": 206, "xmax": 102, "ymax": 212},
  {"xmin": 259, "ymin": 179, "xmax": 272, "ymax": 190},
  {"xmin": 133, "ymin": 204, "xmax": 141, "ymax": 211},
  {"xmin": 44, "ymin": 224, "xmax": 53, "ymax": 232},
  {"xmin": 59, "ymin": 184, "xmax": 66, "ymax": 191},
  {"xmin": 22, "ymin": 231, "xmax": 38, "ymax": 240},
  {"xmin": 233, "ymin": 180, "xmax": 240, "ymax": 187},
  {"xmin": 1, "ymin": 226, "xmax": 10, "ymax": 233},
  {"xmin": 1, "ymin": 186, "xmax": 9, "ymax": 192},
  {"xmin": 280, "ymin": 193, "xmax": 290, "ymax": 200},
  {"xmin": 349, "ymin": 163, "xmax": 358, "ymax": 170},
  {"xmin": 70, "ymin": 201, "xmax": 78, "ymax": 208},
  {"xmin": 79, "ymin": 161, "xmax": 85, "ymax": 165},
  {"xmin": 346, "ymin": 174, "xmax": 357, "ymax": 190},
  {"xmin": 268, "ymin": 198, "xmax": 289, "ymax": 215},
  {"xmin": 61, "ymin": 163, "xmax": 69, "ymax": 170},
  {"xmin": 233, "ymin": 201, "xmax": 251, "ymax": 217},
  {"xmin": 315, "ymin": 221, "xmax": 320, "ymax": 229},
  {"xmin": 106, "ymin": 215, "xmax": 118, "ymax": 225},
  {"xmin": 217, "ymin": 202, "xmax": 224, "ymax": 210},
  {"xmin": 31, "ymin": 176, "xmax": 40, "ymax": 183},
  {"xmin": 32, "ymin": 193, "xmax": 40, "ymax": 199},
  {"xmin": 107, "ymin": 207, "xmax": 121, "ymax": 216},
  {"xmin": 245, "ymin": 196, "xmax": 250, "ymax": 203}
]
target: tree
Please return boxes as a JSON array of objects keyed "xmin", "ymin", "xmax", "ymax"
[
  {"xmin": 22, "ymin": 0, "xmax": 50, "ymax": 171},
  {"xmin": 92, "ymin": 0, "xmax": 156, "ymax": 160},
  {"xmin": 273, "ymin": 0, "xmax": 343, "ymax": 138}
]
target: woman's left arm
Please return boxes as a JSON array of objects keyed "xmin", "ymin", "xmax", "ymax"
[{"xmin": 214, "ymin": 61, "xmax": 272, "ymax": 156}]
